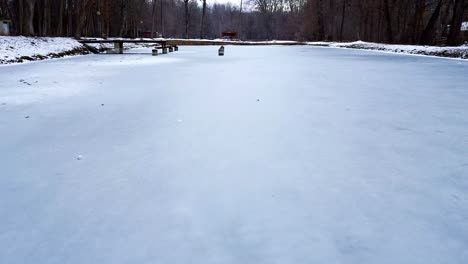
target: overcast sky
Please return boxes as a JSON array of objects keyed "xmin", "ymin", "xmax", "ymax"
[{"xmin": 209, "ymin": 0, "xmax": 244, "ymax": 6}]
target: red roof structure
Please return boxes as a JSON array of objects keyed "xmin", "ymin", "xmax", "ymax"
[{"xmin": 221, "ymin": 32, "xmax": 238, "ymax": 40}]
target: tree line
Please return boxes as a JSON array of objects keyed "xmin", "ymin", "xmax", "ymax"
[{"xmin": 0, "ymin": 0, "xmax": 467, "ymax": 45}]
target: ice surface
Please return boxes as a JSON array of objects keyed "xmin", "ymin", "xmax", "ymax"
[{"xmin": 1, "ymin": 46, "xmax": 468, "ymax": 264}]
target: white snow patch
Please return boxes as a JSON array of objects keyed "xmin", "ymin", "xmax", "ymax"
[
  {"xmin": 0, "ymin": 36, "xmax": 85, "ymax": 64},
  {"xmin": 308, "ymin": 41, "xmax": 468, "ymax": 59}
]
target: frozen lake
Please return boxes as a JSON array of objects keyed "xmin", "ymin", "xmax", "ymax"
[{"xmin": 1, "ymin": 46, "xmax": 468, "ymax": 263}]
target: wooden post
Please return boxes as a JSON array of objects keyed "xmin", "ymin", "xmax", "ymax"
[{"xmin": 114, "ymin": 41, "xmax": 123, "ymax": 54}]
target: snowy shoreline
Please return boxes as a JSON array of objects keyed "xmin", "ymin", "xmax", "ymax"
[
  {"xmin": 165, "ymin": 38, "xmax": 468, "ymax": 59},
  {"xmin": 0, "ymin": 36, "xmax": 89, "ymax": 64},
  {"xmin": 308, "ymin": 41, "xmax": 468, "ymax": 59},
  {"xmin": 1, "ymin": 36, "xmax": 468, "ymax": 65}
]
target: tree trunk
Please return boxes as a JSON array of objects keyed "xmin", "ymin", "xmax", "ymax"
[
  {"xmin": 447, "ymin": 0, "xmax": 467, "ymax": 46},
  {"xmin": 24, "ymin": 0, "xmax": 36, "ymax": 35},
  {"xmin": 119, "ymin": 0, "xmax": 128, "ymax": 37},
  {"xmin": 184, "ymin": 0, "xmax": 189, "ymax": 39},
  {"xmin": 419, "ymin": 0, "xmax": 443, "ymax": 45},
  {"xmin": 383, "ymin": 0, "xmax": 393, "ymax": 43},
  {"xmin": 67, "ymin": 0, "xmax": 73, "ymax": 36},
  {"xmin": 57, "ymin": 0, "xmax": 64, "ymax": 36},
  {"xmin": 199, "ymin": 0, "xmax": 206, "ymax": 39},
  {"xmin": 151, "ymin": 0, "xmax": 156, "ymax": 38},
  {"xmin": 339, "ymin": 0, "xmax": 348, "ymax": 41},
  {"xmin": 18, "ymin": 0, "xmax": 24, "ymax": 35},
  {"xmin": 160, "ymin": 0, "xmax": 164, "ymax": 36},
  {"xmin": 239, "ymin": 0, "xmax": 243, "ymax": 39},
  {"xmin": 412, "ymin": 0, "xmax": 425, "ymax": 43},
  {"xmin": 75, "ymin": 0, "xmax": 91, "ymax": 38},
  {"xmin": 96, "ymin": 0, "xmax": 101, "ymax": 37},
  {"xmin": 42, "ymin": 0, "xmax": 50, "ymax": 36},
  {"xmin": 317, "ymin": 0, "xmax": 325, "ymax": 40}
]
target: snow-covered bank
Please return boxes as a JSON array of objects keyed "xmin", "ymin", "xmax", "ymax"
[
  {"xmin": 309, "ymin": 41, "xmax": 468, "ymax": 59},
  {"xmin": 0, "ymin": 36, "xmax": 89, "ymax": 64},
  {"xmin": 162, "ymin": 38, "xmax": 468, "ymax": 59},
  {"xmin": 2, "ymin": 36, "xmax": 468, "ymax": 64}
]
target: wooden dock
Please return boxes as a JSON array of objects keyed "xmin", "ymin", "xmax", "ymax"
[{"xmin": 78, "ymin": 39, "xmax": 168, "ymax": 54}]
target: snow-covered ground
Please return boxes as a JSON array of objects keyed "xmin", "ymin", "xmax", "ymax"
[
  {"xmin": 0, "ymin": 36, "xmax": 87, "ymax": 64},
  {"xmin": 1, "ymin": 46, "xmax": 468, "ymax": 263},
  {"xmin": 308, "ymin": 40, "xmax": 468, "ymax": 59}
]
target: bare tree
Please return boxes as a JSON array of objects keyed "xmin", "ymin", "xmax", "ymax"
[
  {"xmin": 339, "ymin": 0, "xmax": 349, "ymax": 41},
  {"xmin": 252, "ymin": 0, "xmax": 283, "ymax": 39},
  {"xmin": 4, "ymin": 0, "xmax": 466, "ymax": 45},
  {"xmin": 383, "ymin": 0, "xmax": 393, "ymax": 43},
  {"xmin": 151, "ymin": 0, "xmax": 156, "ymax": 37},
  {"xmin": 419, "ymin": 0, "xmax": 444, "ymax": 45},
  {"xmin": 184, "ymin": 0, "xmax": 189, "ymax": 38},
  {"xmin": 447, "ymin": 0, "xmax": 468, "ymax": 45},
  {"xmin": 24, "ymin": 0, "xmax": 36, "ymax": 35},
  {"xmin": 200, "ymin": 0, "xmax": 206, "ymax": 38}
]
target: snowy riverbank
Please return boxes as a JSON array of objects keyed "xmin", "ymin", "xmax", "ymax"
[
  {"xmin": 2, "ymin": 36, "xmax": 468, "ymax": 65},
  {"xmin": 166, "ymin": 39, "xmax": 468, "ymax": 59},
  {"xmin": 0, "ymin": 36, "xmax": 89, "ymax": 64},
  {"xmin": 308, "ymin": 41, "xmax": 468, "ymax": 59}
]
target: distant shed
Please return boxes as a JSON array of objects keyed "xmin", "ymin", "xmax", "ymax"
[
  {"xmin": 0, "ymin": 20, "xmax": 11, "ymax": 36},
  {"xmin": 462, "ymin": 22, "xmax": 468, "ymax": 42},
  {"xmin": 221, "ymin": 32, "xmax": 238, "ymax": 40}
]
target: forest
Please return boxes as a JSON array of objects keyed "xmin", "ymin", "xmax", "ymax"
[{"xmin": 0, "ymin": 0, "xmax": 467, "ymax": 45}]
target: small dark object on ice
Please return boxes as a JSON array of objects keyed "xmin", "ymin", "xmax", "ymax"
[
  {"xmin": 257, "ymin": 99, "xmax": 260, "ymax": 102},
  {"xmin": 19, "ymin": 79, "xmax": 31, "ymax": 85},
  {"xmin": 101, "ymin": 104, "xmax": 105, "ymax": 106},
  {"xmin": 24, "ymin": 116, "xmax": 30, "ymax": 119}
]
